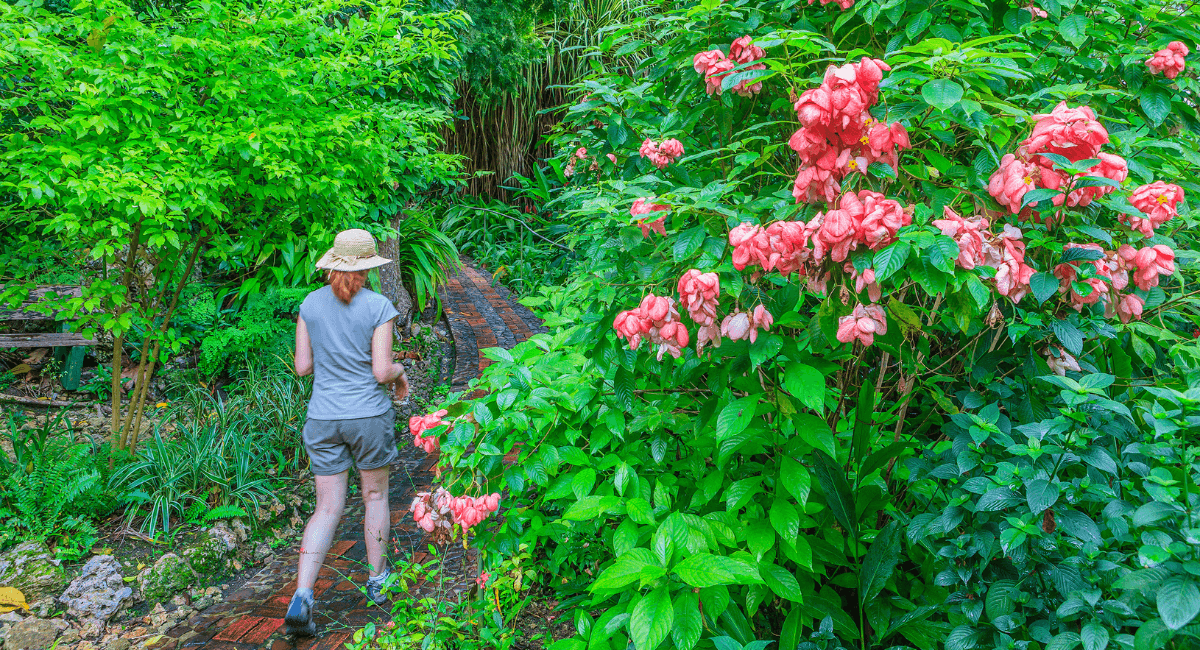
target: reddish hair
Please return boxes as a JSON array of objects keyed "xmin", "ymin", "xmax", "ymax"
[{"xmin": 327, "ymin": 270, "xmax": 367, "ymax": 304}]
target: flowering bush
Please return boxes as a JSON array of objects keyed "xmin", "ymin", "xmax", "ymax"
[{"xmin": 422, "ymin": 0, "xmax": 1200, "ymax": 648}]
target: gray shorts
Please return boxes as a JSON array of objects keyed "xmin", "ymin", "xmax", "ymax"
[{"xmin": 302, "ymin": 409, "xmax": 398, "ymax": 476}]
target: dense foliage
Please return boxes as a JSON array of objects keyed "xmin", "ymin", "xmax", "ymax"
[{"xmin": 400, "ymin": 0, "xmax": 1200, "ymax": 648}]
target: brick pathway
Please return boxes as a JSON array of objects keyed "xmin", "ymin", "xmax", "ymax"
[
  {"xmin": 441, "ymin": 261, "xmax": 548, "ymax": 393},
  {"xmin": 145, "ymin": 263, "xmax": 542, "ymax": 650}
]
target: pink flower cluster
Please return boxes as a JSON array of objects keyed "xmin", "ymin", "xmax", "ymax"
[
  {"xmin": 411, "ymin": 488, "xmax": 501, "ymax": 533},
  {"xmin": 721, "ymin": 306, "xmax": 774, "ymax": 344},
  {"xmin": 788, "ymin": 58, "xmax": 910, "ymax": 204},
  {"xmin": 1121, "ymin": 244, "xmax": 1176, "ymax": 291},
  {"xmin": 844, "ymin": 263, "xmax": 881, "ymax": 301},
  {"xmin": 565, "ymin": 147, "xmax": 617, "ymax": 177},
  {"xmin": 836, "ymin": 304, "xmax": 887, "ymax": 346},
  {"xmin": 693, "ymin": 35, "xmax": 767, "ymax": 97},
  {"xmin": 988, "ymin": 102, "xmax": 1126, "ymax": 223},
  {"xmin": 678, "ymin": 270, "xmax": 721, "ymax": 352},
  {"xmin": 1147, "ymin": 41, "xmax": 1189, "ymax": 79},
  {"xmin": 932, "ymin": 208, "xmax": 989, "ymax": 270},
  {"xmin": 630, "ymin": 197, "xmax": 669, "ymax": 238},
  {"xmin": 410, "ymin": 409, "xmax": 449, "ymax": 454},
  {"xmin": 613, "ymin": 294, "xmax": 690, "ymax": 360},
  {"xmin": 808, "ymin": 190, "xmax": 912, "ymax": 261},
  {"xmin": 1125, "ymin": 181, "xmax": 1185, "ymax": 236},
  {"xmin": 982, "ymin": 224, "xmax": 1036, "ymax": 303},
  {"xmin": 639, "ymin": 138, "xmax": 685, "ymax": 169},
  {"xmin": 808, "ymin": 0, "xmax": 855, "ymax": 10},
  {"xmin": 1054, "ymin": 243, "xmax": 1113, "ymax": 310}
]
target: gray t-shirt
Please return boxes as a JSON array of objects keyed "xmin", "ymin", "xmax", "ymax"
[{"xmin": 299, "ymin": 285, "xmax": 400, "ymax": 421}]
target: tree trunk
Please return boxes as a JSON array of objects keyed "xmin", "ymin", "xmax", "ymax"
[{"xmin": 378, "ymin": 211, "xmax": 414, "ymax": 335}]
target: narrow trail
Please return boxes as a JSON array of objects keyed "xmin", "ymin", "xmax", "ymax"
[{"xmin": 144, "ymin": 263, "xmax": 542, "ymax": 650}]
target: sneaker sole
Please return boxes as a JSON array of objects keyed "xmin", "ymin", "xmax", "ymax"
[{"xmin": 284, "ymin": 619, "xmax": 318, "ymax": 637}]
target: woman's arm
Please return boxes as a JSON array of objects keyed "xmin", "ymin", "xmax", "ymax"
[
  {"xmin": 371, "ymin": 319, "xmax": 405, "ymax": 385},
  {"xmin": 295, "ymin": 316, "xmax": 314, "ymax": 377}
]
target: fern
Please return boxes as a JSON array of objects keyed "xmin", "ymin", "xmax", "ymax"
[{"xmin": 204, "ymin": 505, "xmax": 249, "ymax": 522}]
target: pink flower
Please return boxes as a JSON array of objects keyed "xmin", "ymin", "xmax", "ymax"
[
  {"xmin": 1106, "ymin": 292, "xmax": 1146, "ymax": 324},
  {"xmin": 659, "ymin": 139, "xmax": 684, "ymax": 158},
  {"xmin": 721, "ymin": 306, "xmax": 773, "ymax": 344},
  {"xmin": 476, "ymin": 572, "xmax": 491, "ymax": 587},
  {"xmin": 844, "ymin": 263, "xmax": 881, "ymax": 301},
  {"xmin": 1126, "ymin": 181, "xmax": 1185, "ymax": 236},
  {"xmin": 411, "ymin": 487, "xmax": 454, "ymax": 532},
  {"xmin": 1124, "ymin": 244, "xmax": 1176, "ymax": 290},
  {"xmin": 1147, "ymin": 41, "xmax": 1189, "ymax": 79},
  {"xmin": 1065, "ymin": 153, "xmax": 1127, "ymax": 208},
  {"xmin": 613, "ymin": 309, "xmax": 651, "ymax": 350},
  {"xmin": 987, "ymin": 153, "xmax": 1039, "ymax": 214},
  {"xmin": 447, "ymin": 492, "xmax": 502, "ymax": 529},
  {"xmin": 678, "ymin": 270, "xmax": 720, "ymax": 326},
  {"xmin": 695, "ymin": 323, "xmax": 722, "ymax": 354},
  {"xmin": 730, "ymin": 36, "xmax": 766, "ymax": 64},
  {"xmin": 704, "ymin": 58, "xmax": 735, "ymax": 95},
  {"xmin": 615, "ymin": 294, "xmax": 689, "ymax": 359},
  {"xmin": 985, "ymin": 225, "xmax": 1036, "ymax": 304},
  {"xmin": 863, "ymin": 121, "xmax": 911, "ymax": 172},
  {"xmin": 410, "ymin": 410, "xmax": 449, "ymax": 454},
  {"xmin": 730, "ymin": 223, "xmax": 771, "ymax": 271},
  {"xmin": 638, "ymin": 217, "xmax": 666, "ymax": 238},
  {"xmin": 836, "ymin": 303, "xmax": 887, "ymax": 347},
  {"xmin": 1045, "ymin": 347, "xmax": 1081, "ymax": 376},
  {"xmin": 607, "ymin": 153, "xmax": 617, "ymax": 164},
  {"xmin": 932, "ymin": 207, "xmax": 988, "ymax": 270},
  {"xmin": 693, "ymin": 49, "xmax": 726, "ymax": 74},
  {"xmin": 1026, "ymin": 3, "xmax": 1048, "ymax": 17},
  {"xmin": 638, "ymin": 138, "xmax": 684, "ymax": 168},
  {"xmin": 808, "ymin": 0, "xmax": 856, "ymax": 10},
  {"xmin": 1022, "ymin": 102, "xmax": 1110, "ymax": 162},
  {"xmin": 857, "ymin": 190, "xmax": 911, "ymax": 250},
  {"xmin": 574, "ymin": 147, "xmax": 588, "ymax": 160},
  {"xmin": 1054, "ymin": 243, "xmax": 1110, "ymax": 310},
  {"xmin": 764, "ymin": 220, "xmax": 814, "ymax": 275},
  {"xmin": 631, "ymin": 197, "xmax": 669, "ymax": 238}
]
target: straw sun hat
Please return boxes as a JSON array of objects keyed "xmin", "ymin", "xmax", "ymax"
[{"xmin": 315, "ymin": 229, "xmax": 392, "ymax": 272}]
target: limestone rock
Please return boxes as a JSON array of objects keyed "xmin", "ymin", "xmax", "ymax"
[
  {"xmin": 136, "ymin": 554, "xmax": 195, "ymax": 605},
  {"xmin": 29, "ymin": 596, "xmax": 57, "ymax": 618},
  {"xmin": 0, "ymin": 541, "xmax": 67, "ymax": 602},
  {"xmin": 3, "ymin": 616, "xmax": 67, "ymax": 650},
  {"xmin": 106, "ymin": 639, "xmax": 131, "ymax": 650},
  {"xmin": 60, "ymin": 555, "xmax": 134, "ymax": 628}
]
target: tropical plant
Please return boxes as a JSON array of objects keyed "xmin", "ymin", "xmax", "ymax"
[
  {"xmin": 0, "ymin": 410, "xmax": 116, "ymax": 560},
  {"xmin": 403, "ymin": 0, "xmax": 1200, "ymax": 647},
  {"xmin": 0, "ymin": 0, "xmax": 467, "ymax": 455}
]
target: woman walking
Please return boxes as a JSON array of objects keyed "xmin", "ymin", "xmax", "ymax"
[{"xmin": 285, "ymin": 229, "xmax": 408, "ymax": 637}]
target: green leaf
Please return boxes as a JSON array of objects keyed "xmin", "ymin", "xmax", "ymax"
[
  {"xmin": 859, "ymin": 521, "xmax": 901, "ymax": 607},
  {"xmin": 592, "ymin": 549, "xmax": 657, "ymax": 592},
  {"xmin": 796, "ymin": 414, "xmax": 837, "ymax": 460},
  {"xmin": 1051, "ymin": 320, "xmax": 1084, "ymax": 356},
  {"xmin": 921, "ymin": 79, "xmax": 964, "ymax": 112},
  {"xmin": 672, "ymin": 591, "xmax": 703, "ymax": 650},
  {"xmin": 1139, "ymin": 88, "xmax": 1172, "ymax": 126},
  {"xmin": 673, "ymin": 554, "xmax": 763, "ymax": 587},
  {"xmin": 1081, "ymin": 621, "xmax": 1109, "ymax": 650},
  {"xmin": 1025, "ymin": 479, "xmax": 1060, "ymax": 514},
  {"xmin": 720, "ymin": 68, "xmax": 774, "ymax": 92},
  {"xmin": 986, "ymin": 580, "xmax": 1018, "ymax": 622},
  {"xmin": 1048, "ymin": 632, "xmax": 1081, "ymax": 650},
  {"xmin": 874, "ymin": 242, "xmax": 910, "ymax": 282},
  {"xmin": 811, "ymin": 451, "xmax": 857, "ymax": 538},
  {"xmin": 630, "ymin": 586, "xmax": 673, "ymax": 650},
  {"xmin": 760, "ymin": 562, "xmax": 803, "ymax": 602},
  {"xmin": 852, "ymin": 380, "xmax": 876, "ymax": 464},
  {"xmin": 749, "ymin": 334, "xmax": 784, "ymax": 369},
  {"xmin": 926, "ymin": 236, "xmax": 960, "ymax": 274},
  {"xmin": 905, "ymin": 11, "xmax": 932, "ymax": 38},
  {"xmin": 784, "ymin": 364, "xmax": 825, "ymax": 413},
  {"xmin": 1030, "ymin": 272, "xmax": 1059, "ymax": 304},
  {"xmin": 1157, "ymin": 576, "xmax": 1200, "ymax": 630},
  {"xmin": 780, "ymin": 608, "xmax": 802, "ymax": 650},
  {"xmin": 1021, "ymin": 187, "xmax": 1061, "ymax": 210},
  {"xmin": 614, "ymin": 367, "xmax": 634, "ymax": 411},
  {"xmin": 673, "ymin": 227, "xmax": 706, "ymax": 262},
  {"xmin": 716, "ymin": 396, "xmax": 759, "ymax": 443},
  {"xmin": 1058, "ymin": 15, "xmax": 1091, "ymax": 46},
  {"xmin": 780, "ymin": 457, "xmax": 812, "ymax": 504},
  {"xmin": 1134, "ymin": 619, "xmax": 1173, "ymax": 650},
  {"xmin": 769, "ymin": 499, "xmax": 800, "ymax": 546}
]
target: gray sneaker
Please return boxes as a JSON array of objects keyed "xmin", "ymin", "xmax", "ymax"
[
  {"xmin": 284, "ymin": 590, "xmax": 317, "ymax": 637},
  {"xmin": 366, "ymin": 571, "xmax": 390, "ymax": 605}
]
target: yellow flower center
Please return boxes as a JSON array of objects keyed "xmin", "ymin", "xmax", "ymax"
[
  {"xmin": 1157, "ymin": 194, "xmax": 1170, "ymax": 204},
  {"xmin": 860, "ymin": 136, "xmax": 870, "ymax": 145},
  {"xmin": 1023, "ymin": 176, "xmax": 1033, "ymax": 185},
  {"xmin": 847, "ymin": 160, "xmax": 858, "ymax": 170}
]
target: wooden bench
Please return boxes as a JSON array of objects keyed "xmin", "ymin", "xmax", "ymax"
[{"xmin": 0, "ymin": 285, "xmax": 97, "ymax": 391}]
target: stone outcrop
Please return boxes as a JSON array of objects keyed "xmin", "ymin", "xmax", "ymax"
[
  {"xmin": 0, "ymin": 542, "xmax": 67, "ymax": 603},
  {"xmin": 59, "ymin": 555, "xmax": 134, "ymax": 630}
]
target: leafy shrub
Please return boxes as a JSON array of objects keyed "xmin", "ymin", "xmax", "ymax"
[
  {"xmin": 0, "ymin": 411, "xmax": 116, "ymax": 560},
  {"xmin": 197, "ymin": 288, "xmax": 309, "ymax": 378},
  {"xmin": 406, "ymin": 0, "xmax": 1200, "ymax": 647}
]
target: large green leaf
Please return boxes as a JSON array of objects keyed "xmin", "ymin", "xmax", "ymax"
[
  {"xmin": 859, "ymin": 521, "xmax": 901, "ymax": 607},
  {"xmin": 630, "ymin": 586, "xmax": 673, "ymax": 650},
  {"xmin": 673, "ymin": 554, "xmax": 763, "ymax": 587},
  {"xmin": 811, "ymin": 451, "xmax": 857, "ymax": 539},
  {"xmin": 1157, "ymin": 576, "xmax": 1200, "ymax": 630},
  {"xmin": 760, "ymin": 562, "xmax": 803, "ymax": 602},
  {"xmin": 672, "ymin": 590, "xmax": 703, "ymax": 650},
  {"xmin": 1025, "ymin": 479, "xmax": 1060, "ymax": 514},
  {"xmin": 784, "ymin": 364, "xmax": 825, "ymax": 413},
  {"xmin": 921, "ymin": 79, "xmax": 963, "ymax": 111}
]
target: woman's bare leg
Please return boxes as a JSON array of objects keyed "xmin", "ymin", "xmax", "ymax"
[
  {"xmin": 360, "ymin": 466, "xmax": 390, "ymax": 577},
  {"xmin": 296, "ymin": 471, "xmax": 349, "ymax": 592}
]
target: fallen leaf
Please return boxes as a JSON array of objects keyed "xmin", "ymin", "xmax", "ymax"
[
  {"xmin": 24, "ymin": 348, "xmax": 49, "ymax": 364},
  {"xmin": 7, "ymin": 364, "xmax": 31, "ymax": 375},
  {"xmin": 137, "ymin": 563, "xmax": 146, "ymax": 570},
  {"xmin": 0, "ymin": 586, "xmax": 28, "ymax": 613},
  {"xmin": 155, "ymin": 402, "xmax": 168, "ymax": 408}
]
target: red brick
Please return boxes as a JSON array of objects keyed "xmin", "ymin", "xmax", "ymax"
[
  {"xmin": 240, "ymin": 617, "xmax": 284, "ymax": 644},
  {"xmin": 328, "ymin": 539, "xmax": 357, "ymax": 558},
  {"xmin": 313, "ymin": 631, "xmax": 353, "ymax": 650},
  {"xmin": 312, "ymin": 578, "xmax": 335, "ymax": 597},
  {"xmin": 271, "ymin": 640, "xmax": 293, "ymax": 650},
  {"xmin": 214, "ymin": 616, "xmax": 263, "ymax": 642}
]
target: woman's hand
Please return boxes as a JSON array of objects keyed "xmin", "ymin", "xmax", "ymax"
[{"xmin": 391, "ymin": 365, "xmax": 409, "ymax": 401}]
